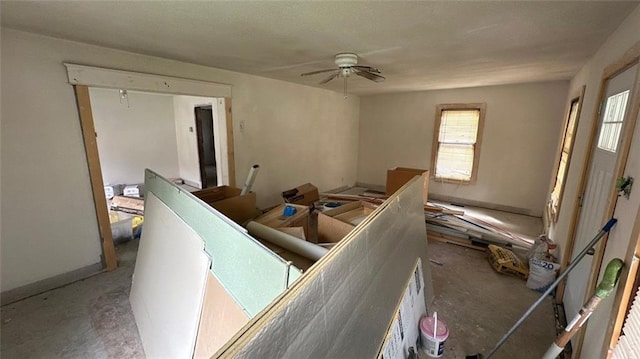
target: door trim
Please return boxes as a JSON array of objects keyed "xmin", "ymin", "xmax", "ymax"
[
  {"xmin": 74, "ymin": 85, "xmax": 117, "ymax": 270},
  {"xmin": 564, "ymin": 41, "xmax": 640, "ymax": 358}
]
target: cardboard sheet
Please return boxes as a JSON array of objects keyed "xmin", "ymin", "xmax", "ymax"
[
  {"xmin": 129, "ymin": 193, "xmax": 210, "ymax": 359},
  {"xmin": 217, "ymin": 176, "xmax": 434, "ymax": 358},
  {"xmin": 194, "ymin": 272, "xmax": 251, "ymax": 359}
]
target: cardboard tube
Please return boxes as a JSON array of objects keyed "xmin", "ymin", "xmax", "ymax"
[
  {"xmin": 241, "ymin": 164, "xmax": 260, "ymax": 195},
  {"xmin": 247, "ymin": 221, "xmax": 328, "ymax": 261}
]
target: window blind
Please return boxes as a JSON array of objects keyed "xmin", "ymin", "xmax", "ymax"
[
  {"xmin": 435, "ymin": 109, "xmax": 480, "ymax": 181},
  {"xmin": 612, "ymin": 278, "xmax": 640, "ymax": 358}
]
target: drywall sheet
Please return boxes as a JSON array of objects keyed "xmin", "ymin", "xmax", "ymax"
[
  {"xmin": 143, "ymin": 170, "xmax": 302, "ymax": 316},
  {"xmin": 217, "ymin": 176, "xmax": 434, "ymax": 358},
  {"xmin": 194, "ymin": 272, "xmax": 251, "ymax": 359},
  {"xmin": 378, "ymin": 259, "xmax": 427, "ymax": 359},
  {"xmin": 129, "ymin": 192, "xmax": 210, "ymax": 359}
]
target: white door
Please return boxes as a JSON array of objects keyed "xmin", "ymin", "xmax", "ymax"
[{"xmin": 564, "ymin": 64, "xmax": 638, "ymax": 344}]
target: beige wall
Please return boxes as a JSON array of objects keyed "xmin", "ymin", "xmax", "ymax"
[
  {"xmin": 357, "ymin": 81, "xmax": 569, "ymax": 216},
  {"xmin": 90, "ymin": 88, "xmax": 180, "ymax": 185},
  {"xmin": 0, "ymin": 29, "xmax": 360, "ymax": 292},
  {"xmin": 547, "ymin": 6, "xmax": 640, "ymax": 357}
]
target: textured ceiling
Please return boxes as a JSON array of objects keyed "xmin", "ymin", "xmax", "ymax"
[{"xmin": 2, "ymin": 1, "xmax": 638, "ymax": 95}]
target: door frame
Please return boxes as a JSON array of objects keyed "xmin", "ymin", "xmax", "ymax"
[
  {"xmin": 600, "ymin": 42, "xmax": 640, "ymax": 358},
  {"xmin": 68, "ymin": 64, "xmax": 235, "ymax": 272},
  {"xmin": 561, "ymin": 42, "xmax": 640, "ymax": 358}
]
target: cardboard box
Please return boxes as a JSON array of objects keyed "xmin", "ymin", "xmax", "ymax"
[
  {"xmin": 282, "ymin": 183, "xmax": 319, "ymax": 206},
  {"xmin": 124, "ymin": 184, "xmax": 145, "ymax": 198},
  {"xmin": 192, "ymin": 186, "xmax": 258, "ymax": 225},
  {"xmin": 317, "ymin": 201, "xmax": 377, "ymax": 243},
  {"xmin": 254, "ymin": 203, "xmax": 310, "ymax": 238},
  {"xmin": 385, "ymin": 167, "xmax": 429, "ymax": 205},
  {"xmin": 104, "ymin": 184, "xmax": 124, "ymax": 200}
]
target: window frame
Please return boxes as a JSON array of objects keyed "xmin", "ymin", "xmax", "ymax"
[
  {"xmin": 430, "ymin": 103, "xmax": 486, "ymax": 184},
  {"xmin": 548, "ymin": 86, "xmax": 585, "ymax": 223}
]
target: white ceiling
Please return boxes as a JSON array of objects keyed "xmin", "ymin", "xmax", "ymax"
[{"xmin": 2, "ymin": 1, "xmax": 638, "ymax": 95}]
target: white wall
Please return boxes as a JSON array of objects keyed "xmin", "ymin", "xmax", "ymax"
[
  {"xmin": 357, "ymin": 81, "xmax": 569, "ymax": 216},
  {"xmin": 547, "ymin": 6, "xmax": 640, "ymax": 358},
  {"xmin": 0, "ymin": 29, "xmax": 360, "ymax": 293},
  {"xmin": 89, "ymin": 88, "xmax": 180, "ymax": 185}
]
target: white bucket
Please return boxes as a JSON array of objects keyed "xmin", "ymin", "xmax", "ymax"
[{"xmin": 420, "ymin": 314, "xmax": 449, "ymax": 357}]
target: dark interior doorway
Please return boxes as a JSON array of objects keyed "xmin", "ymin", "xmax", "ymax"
[{"xmin": 194, "ymin": 106, "xmax": 217, "ymax": 188}]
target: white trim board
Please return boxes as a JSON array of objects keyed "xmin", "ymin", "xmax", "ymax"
[{"xmin": 64, "ymin": 63, "xmax": 232, "ymax": 97}]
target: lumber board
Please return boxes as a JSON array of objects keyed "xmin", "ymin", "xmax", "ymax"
[{"xmin": 74, "ymin": 85, "xmax": 117, "ymax": 270}]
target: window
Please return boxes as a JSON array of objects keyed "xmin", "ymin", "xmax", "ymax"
[
  {"xmin": 597, "ymin": 90, "xmax": 630, "ymax": 152},
  {"xmin": 431, "ymin": 104, "xmax": 485, "ymax": 183},
  {"xmin": 549, "ymin": 89, "xmax": 583, "ymax": 222}
]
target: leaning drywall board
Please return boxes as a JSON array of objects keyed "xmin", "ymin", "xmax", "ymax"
[
  {"xmin": 129, "ymin": 192, "xmax": 210, "ymax": 358},
  {"xmin": 217, "ymin": 176, "xmax": 434, "ymax": 358},
  {"xmin": 143, "ymin": 170, "xmax": 302, "ymax": 316},
  {"xmin": 131, "ymin": 170, "xmax": 303, "ymax": 358}
]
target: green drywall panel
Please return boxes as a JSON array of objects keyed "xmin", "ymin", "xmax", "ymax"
[{"xmin": 144, "ymin": 169, "xmax": 301, "ymax": 316}]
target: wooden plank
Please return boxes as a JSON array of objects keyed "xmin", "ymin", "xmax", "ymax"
[
  {"xmin": 194, "ymin": 273, "xmax": 250, "ymax": 359},
  {"xmin": 74, "ymin": 85, "xmax": 117, "ymax": 271},
  {"xmin": 427, "ymin": 231, "xmax": 487, "ymax": 251},
  {"xmin": 224, "ymin": 98, "xmax": 236, "ymax": 187}
]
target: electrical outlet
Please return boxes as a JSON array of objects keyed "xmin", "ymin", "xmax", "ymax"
[
  {"xmin": 240, "ymin": 120, "xmax": 245, "ymax": 132},
  {"xmin": 189, "ymin": 126, "xmax": 194, "ymax": 133}
]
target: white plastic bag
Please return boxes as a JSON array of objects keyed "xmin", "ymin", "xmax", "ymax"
[{"xmin": 526, "ymin": 258, "xmax": 561, "ymax": 292}]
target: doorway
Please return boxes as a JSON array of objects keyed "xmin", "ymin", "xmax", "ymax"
[{"xmin": 195, "ymin": 106, "xmax": 217, "ymax": 188}]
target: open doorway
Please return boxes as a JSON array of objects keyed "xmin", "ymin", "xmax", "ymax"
[
  {"xmin": 71, "ymin": 76, "xmax": 235, "ymax": 270},
  {"xmin": 195, "ymin": 106, "xmax": 217, "ymax": 188}
]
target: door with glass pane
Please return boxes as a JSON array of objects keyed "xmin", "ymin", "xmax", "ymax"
[{"xmin": 564, "ymin": 64, "xmax": 637, "ymax": 338}]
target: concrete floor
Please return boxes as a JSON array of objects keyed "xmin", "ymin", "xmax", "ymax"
[
  {"xmin": 1, "ymin": 240, "xmax": 145, "ymax": 359},
  {"xmin": 428, "ymin": 240, "xmax": 556, "ymax": 358},
  {"xmin": 1, "ymin": 209, "xmax": 555, "ymax": 359}
]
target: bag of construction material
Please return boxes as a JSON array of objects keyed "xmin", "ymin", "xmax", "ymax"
[
  {"xmin": 487, "ymin": 244, "xmax": 528, "ymax": 280},
  {"xmin": 527, "ymin": 258, "xmax": 561, "ymax": 292}
]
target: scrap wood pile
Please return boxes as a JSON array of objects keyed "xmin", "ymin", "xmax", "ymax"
[{"xmin": 424, "ymin": 203, "xmax": 533, "ymax": 251}]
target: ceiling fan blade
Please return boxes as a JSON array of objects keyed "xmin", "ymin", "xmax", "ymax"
[
  {"xmin": 352, "ymin": 65, "xmax": 381, "ymax": 73},
  {"xmin": 319, "ymin": 71, "xmax": 341, "ymax": 84},
  {"xmin": 354, "ymin": 69, "xmax": 385, "ymax": 83},
  {"xmin": 301, "ymin": 68, "xmax": 339, "ymax": 76}
]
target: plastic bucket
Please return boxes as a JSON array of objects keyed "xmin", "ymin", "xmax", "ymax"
[{"xmin": 420, "ymin": 315, "xmax": 449, "ymax": 357}]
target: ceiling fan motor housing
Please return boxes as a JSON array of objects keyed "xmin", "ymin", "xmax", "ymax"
[
  {"xmin": 335, "ymin": 53, "xmax": 358, "ymax": 77},
  {"xmin": 335, "ymin": 53, "xmax": 358, "ymax": 67}
]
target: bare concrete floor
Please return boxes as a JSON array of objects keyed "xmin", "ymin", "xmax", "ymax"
[
  {"xmin": 428, "ymin": 239, "xmax": 556, "ymax": 359},
  {"xmin": 1, "ymin": 211, "xmax": 554, "ymax": 359},
  {"xmin": 1, "ymin": 240, "xmax": 144, "ymax": 359}
]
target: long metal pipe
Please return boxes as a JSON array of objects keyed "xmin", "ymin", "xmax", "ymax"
[
  {"xmin": 483, "ymin": 217, "xmax": 618, "ymax": 359},
  {"xmin": 247, "ymin": 221, "xmax": 328, "ymax": 261}
]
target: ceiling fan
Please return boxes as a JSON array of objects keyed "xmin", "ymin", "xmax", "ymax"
[{"xmin": 300, "ymin": 53, "xmax": 385, "ymax": 97}]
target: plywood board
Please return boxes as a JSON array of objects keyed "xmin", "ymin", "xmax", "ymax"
[
  {"xmin": 129, "ymin": 193, "xmax": 210, "ymax": 359},
  {"xmin": 216, "ymin": 176, "xmax": 434, "ymax": 358},
  {"xmin": 194, "ymin": 272, "xmax": 251, "ymax": 359}
]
